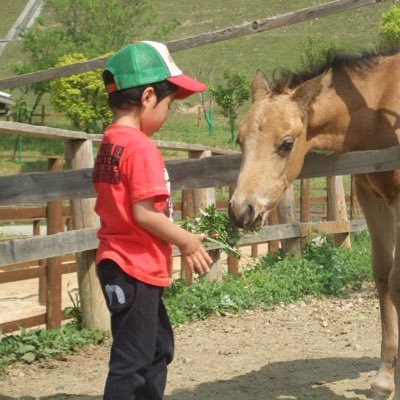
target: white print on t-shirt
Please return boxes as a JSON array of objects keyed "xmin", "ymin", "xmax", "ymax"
[{"xmin": 164, "ymin": 168, "xmax": 173, "ymax": 222}]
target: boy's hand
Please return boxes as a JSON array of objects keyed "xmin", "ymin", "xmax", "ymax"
[{"xmin": 179, "ymin": 233, "xmax": 213, "ymax": 274}]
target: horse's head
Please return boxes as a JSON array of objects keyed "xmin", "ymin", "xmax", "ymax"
[{"xmin": 229, "ymin": 69, "xmax": 331, "ymax": 230}]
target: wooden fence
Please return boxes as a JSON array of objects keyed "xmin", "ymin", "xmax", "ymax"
[
  {"xmin": 0, "ymin": 0, "xmax": 390, "ymax": 333},
  {"xmin": 2, "ymin": 120, "xmax": 400, "ymax": 333}
]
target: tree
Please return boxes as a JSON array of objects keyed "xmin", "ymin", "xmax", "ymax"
[
  {"xmin": 209, "ymin": 70, "xmax": 249, "ymax": 143},
  {"xmin": 379, "ymin": 5, "xmax": 400, "ymax": 50},
  {"xmin": 14, "ymin": 0, "xmax": 178, "ymax": 126},
  {"xmin": 50, "ymin": 54, "xmax": 111, "ymax": 133}
]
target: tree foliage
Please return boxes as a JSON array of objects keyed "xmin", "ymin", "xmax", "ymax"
[
  {"xmin": 209, "ymin": 70, "xmax": 249, "ymax": 143},
  {"xmin": 50, "ymin": 54, "xmax": 111, "ymax": 133},
  {"xmin": 13, "ymin": 0, "xmax": 178, "ymax": 127},
  {"xmin": 378, "ymin": 5, "xmax": 400, "ymax": 50}
]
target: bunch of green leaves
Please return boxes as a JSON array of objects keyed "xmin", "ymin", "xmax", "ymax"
[
  {"xmin": 0, "ymin": 322, "xmax": 106, "ymax": 375},
  {"xmin": 179, "ymin": 204, "xmax": 241, "ymax": 258}
]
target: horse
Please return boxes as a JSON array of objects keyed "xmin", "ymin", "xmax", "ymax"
[{"xmin": 228, "ymin": 49, "xmax": 400, "ymax": 398}]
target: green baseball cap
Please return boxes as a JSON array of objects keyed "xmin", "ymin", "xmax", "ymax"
[{"xmin": 104, "ymin": 40, "xmax": 206, "ymax": 99}]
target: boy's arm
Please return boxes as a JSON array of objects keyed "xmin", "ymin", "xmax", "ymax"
[{"xmin": 133, "ymin": 198, "xmax": 212, "ymax": 274}]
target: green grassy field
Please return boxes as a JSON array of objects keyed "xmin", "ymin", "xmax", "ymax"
[{"xmin": 0, "ymin": 0, "xmax": 390, "ymax": 81}]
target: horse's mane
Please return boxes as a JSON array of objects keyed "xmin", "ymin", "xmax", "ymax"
[{"xmin": 270, "ymin": 48, "xmax": 400, "ymax": 94}]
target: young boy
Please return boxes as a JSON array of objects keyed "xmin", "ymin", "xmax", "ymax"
[{"xmin": 93, "ymin": 40, "xmax": 213, "ymax": 400}]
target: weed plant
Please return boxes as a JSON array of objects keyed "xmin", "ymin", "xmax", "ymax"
[
  {"xmin": 0, "ymin": 322, "xmax": 106, "ymax": 375},
  {"xmin": 165, "ymin": 232, "xmax": 372, "ymax": 325}
]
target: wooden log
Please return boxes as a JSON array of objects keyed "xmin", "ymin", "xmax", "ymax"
[
  {"xmin": 277, "ymin": 185, "xmax": 301, "ymax": 255},
  {"xmin": 300, "ymin": 178, "xmax": 311, "ymax": 249},
  {"xmin": 46, "ymin": 158, "xmax": 64, "ymax": 329},
  {"xmin": 327, "ymin": 176, "xmax": 351, "ymax": 248},
  {"xmin": 0, "ymin": 205, "xmax": 70, "ymax": 221},
  {"xmin": 201, "ymin": 249, "xmax": 223, "ymax": 281},
  {"xmin": 267, "ymin": 208, "xmax": 280, "ymax": 255},
  {"xmin": 227, "ymin": 252, "xmax": 240, "ymax": 276},
  {"xmin": 191, "ymin": 150, "xmax": 220, "ymax": 281},
  {"xmin": 3, "ymin": 144, "xmax": 400, "ymax": 206},
  {"xmin": 0, "ymin": 314, "xmax": 47, "ymax": 334},
  {"xmin": 64, "ymin": 139, "xmax": 109, "ymax": 331},
  {"xmin": 0, "ymin": 218, "xmax": 368, "ymax": 269},
  {"xmin": 0, "ymin": 261, "xmax": 76, "ymax": 284},
  {"xmin": 191, "ymin": 150, "xmax": 216, "ymax": 215},
  {"xmin": 350, "ymin": 175, "xmax": 363, "ymax": 220},
  {"xmin": 228, "ymin": 185, "xmax": 241, "ymax": 273},
  {"xmin": 0, "ymin": 228, "xmax": 98, "ymax": 267},
  {"xmin": 300, "ymin": 179, "xmax": 311, "ymax": 223}
]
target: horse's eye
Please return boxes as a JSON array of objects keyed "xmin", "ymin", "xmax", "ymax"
[{"xmin": 277, "ymin": 138, "xmax": 294, "ymax": 155}]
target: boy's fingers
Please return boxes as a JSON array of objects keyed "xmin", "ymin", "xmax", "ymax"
[
  {"xmin": 184, "ymin": 257, "xmax": 194, "ymax": 273},
  {"xmin": 200, "ymin": 247, "xmax": 213, "ymax": 264}
]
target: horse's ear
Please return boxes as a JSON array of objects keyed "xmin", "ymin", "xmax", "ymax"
[
  {"xmin": 293, "ymin": 69, "xmax": 332, "ymax": 110},
  {"xmin": 251, "ymin": 70, "xmax": 271, "ymax": 102}
]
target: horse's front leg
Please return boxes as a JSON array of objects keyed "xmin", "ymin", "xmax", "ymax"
[
  {"xmin": 355, "ymin": 179, "xmax": 397, "ymax": 396},
  {"xmin": 389, "ymin": 195, "xmax": 400, "ymax": 400}
]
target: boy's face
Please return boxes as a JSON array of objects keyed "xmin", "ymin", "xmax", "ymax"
[{"xmin": 140, "ymin": 91, "xmax": 175, "ymax": 136}]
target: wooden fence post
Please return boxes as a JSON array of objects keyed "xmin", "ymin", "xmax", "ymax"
[
  {"xmin": 277, "ymin": 184, "xmax": 301, "ymax": 255},
  {"xmin": 46, "ymin": 157, "xmax": 64, "ymax": 329},
  {"xmin": 300, "ymin": 178, "xmax": 311, "ymax": 249},
  {"xmin": 34, "ymin": 218, "xmax": 47, "ymax": 306},
  {"xmin": 266, "ymin": 207, "xmax": 280, "ymax": 255},
  {"xmin": 180, "ymin": 150, "xmax": 216, "ymax": 284},
  {"xmin": 300, "ymin": 179, "xmax": 310, "ymax": 223},
  {"xmin": 64, "ymin": 139, "xmax": 110, "ymax": 331},
  {"xmin": 327, "ymin": 176, "xmax": 351, "ymax": 248},
  {"xmin": 227, "ymin": 185, "xmax": 240, "ymax": 275},
  {"xmin": 350, "ymin": 175, "xmax": 363, "ymax": 220}
]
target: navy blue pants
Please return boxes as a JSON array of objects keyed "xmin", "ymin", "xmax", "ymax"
[{"xmin": 97, "ymin": 259, "xmax": 174, "ymax": 400}]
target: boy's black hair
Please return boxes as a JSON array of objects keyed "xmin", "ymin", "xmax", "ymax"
[{"xmin": 103, "ymin": 70, "xmax": 178, "ymax": 110}]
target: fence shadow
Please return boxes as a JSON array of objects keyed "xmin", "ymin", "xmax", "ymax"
[
  {"xmin": 0, "ymin": 356, "xmax": 381, "ymax": 400},
  {"xmin": 165, "ymin": 356, "xmax": 380, "ymax": 400},
  {"xmin": 0, "ymin": 396, "xmax": 101, "ymax": 400}
]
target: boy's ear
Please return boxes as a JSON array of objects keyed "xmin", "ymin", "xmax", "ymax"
[{"xmin": 141, "ymin": 87, "xmax": 156, "ymax": 106}]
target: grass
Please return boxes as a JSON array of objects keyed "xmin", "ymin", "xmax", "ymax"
[
  {"xmin": 165, "ymin": 232, "xmax": 372, "ymax": 324},
  {"xmin": 0, "ymin": 0, "xmax": 390, "ymax": 82},
  {"xmin": 0, "ymin": 322, "xmax": 107, "ymax": 375}
]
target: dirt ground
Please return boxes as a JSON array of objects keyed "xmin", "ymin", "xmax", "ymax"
[
  {"xmin": 0, "ymin": 228, "xmax": 388, "ymax": 400},
  {"xmin": 0, "ymin": 278, "xmax": 390, "ymax": 400}
]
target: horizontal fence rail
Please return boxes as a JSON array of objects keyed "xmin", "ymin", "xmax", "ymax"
[
  {"xmin": 2, "ymin": 144, "xmax": 400, "ymax": 205},
  {"xmin": 0, "ymin": 220, "xmax": 367, "ymax": 268}
]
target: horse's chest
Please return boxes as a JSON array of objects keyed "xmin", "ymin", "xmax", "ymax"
[{"xmin": 356, "ymin": 171, "xmax": 400, "ymax": 205}]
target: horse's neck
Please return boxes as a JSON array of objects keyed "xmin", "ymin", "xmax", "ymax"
[{"xmin": 307, "ymin": 54, "xmax": 400, "ymax": 153}]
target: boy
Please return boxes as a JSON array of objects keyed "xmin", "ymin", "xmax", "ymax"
[{"xmin": 93, "ymin": 40, "xmax": 213, "ymax": 400}]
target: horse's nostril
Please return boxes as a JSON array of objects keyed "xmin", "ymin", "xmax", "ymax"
[
  {"xmin": 229, "ymin": 201, "xmax": 258, "ymax": 229},
  {"xmin": 247, "ymin": 203, "xmax": 255, "ymax": 221}
]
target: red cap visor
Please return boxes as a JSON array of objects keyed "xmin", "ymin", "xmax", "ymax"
[{"xmin": 166, "ymin": 74, "xmax": 207, "ymax": 99}]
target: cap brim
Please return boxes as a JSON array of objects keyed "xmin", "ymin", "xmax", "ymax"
[{"xmin": 166, "ymin": 74, "xmax": 206, "ymax": 99}]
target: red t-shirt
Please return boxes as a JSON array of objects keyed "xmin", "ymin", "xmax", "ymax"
[{"xmin": 93, "ymin": 124, "xmax": 173, "ymax": 287}]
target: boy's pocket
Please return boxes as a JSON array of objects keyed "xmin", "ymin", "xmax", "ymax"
[{"xmin": 97, "ymin": 259, "xmax": 136, "ymax": 314}]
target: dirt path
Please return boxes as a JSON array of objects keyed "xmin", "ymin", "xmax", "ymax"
[{"xmin": 0, "ymin": 283, "xmax": 388, "ymax": 400}]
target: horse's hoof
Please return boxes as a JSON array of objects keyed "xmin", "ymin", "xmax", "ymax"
[
  {"xmin": 370, "ymin": 384, "xmax": 393, "ymax": 400},
  {"xmin": 370, "ymin": 392, "xmax": 392, "ymax": 400}
]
